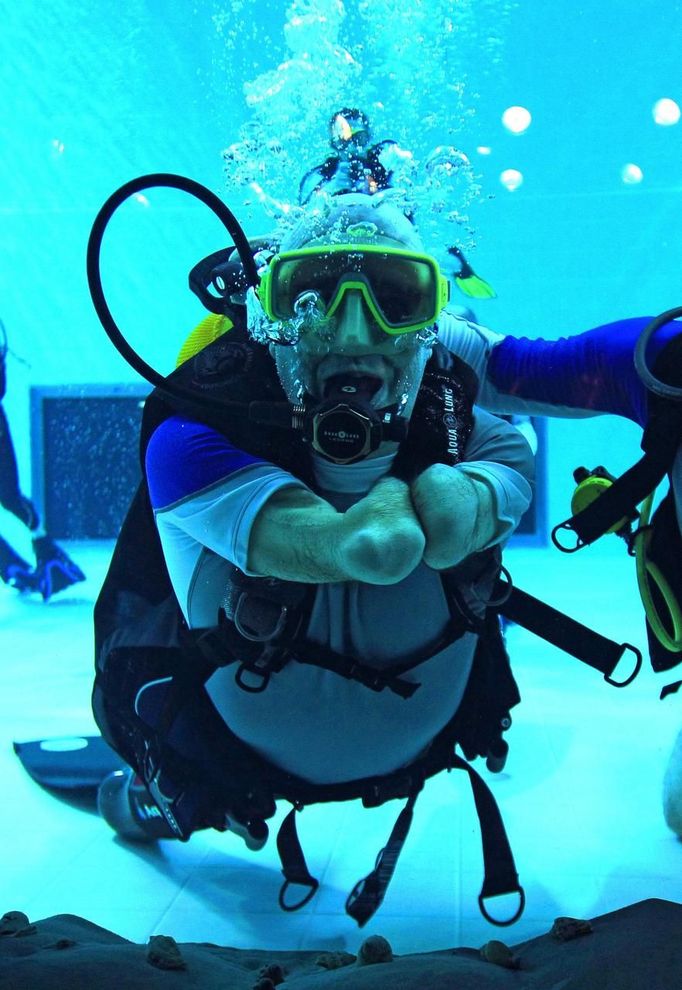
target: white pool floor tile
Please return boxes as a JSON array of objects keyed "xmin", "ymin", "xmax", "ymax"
[{"xmin": 1, "ymin": 540, "xmax": 681, "ymax": 953}]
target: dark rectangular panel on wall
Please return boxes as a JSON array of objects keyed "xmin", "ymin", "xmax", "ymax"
[
  {"xmin": 31, "ymin": 388, "xmax": 548, "ymax": 545},
  {"xmin": 31, "ymin": 385, "xmax": 150, "ymax": 540}
]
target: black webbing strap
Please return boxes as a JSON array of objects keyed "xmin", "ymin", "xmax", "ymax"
[
  {"xmin": 276, "ymin": 748, "xmax": 527, "ymax": 928},
  {"xmin": 276, "ymin": 808, "xmax": 320, "ymax": 911},
  {"xmin": 292, "ymin": 643, "xmax": 420, "ymax": 699},
  {"xmin": 345, "ymin": 786, "xmax": 421, "ymax": 926},
  {"xmin": 452, "ymin": 753, "xmax": 524, "ymax": 926},
  {"xmin": 552, "ymin": 403, "xmax": 682, "ymax": 551},
  {"xmin": 275, "ymin": 787, "xmax": 422, "ymax": 925},
  {"xmin": 497, "ymin": 581, "xmax": 642, "ymax": 687}
]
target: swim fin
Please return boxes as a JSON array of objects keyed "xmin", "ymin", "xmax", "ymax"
[
  {"xmin": 13, "ymin": 735, "xmax": 125, "ymax": 791},
  {"xmin": 32, "ymin": 535, "xmax": 86, "ymax": 601},
  {"xmin": 448, "ymin": 246, "xmax": 497, "ymax": 299}
]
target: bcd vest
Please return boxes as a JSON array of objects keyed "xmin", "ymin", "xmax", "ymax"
[{"xmin": 92, "ymin": 324, "xmax": 528, "ymax": 927}]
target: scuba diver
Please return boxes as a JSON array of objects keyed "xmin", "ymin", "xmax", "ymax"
[
  {"xmin": 93, "ymin": 190, "xmax": 534, "ymax": 926},
  {"xmin": 298, "ymin": 108, "xmax": 498, "ymax": 302},
  {"xmin": 0, "ymin": 318, "xmax": 85, "ymax": 600},
  {"xmin": 298, "ymin": 107, "xmax": 399, "ymax": 204},
  {"xmin": 88, "ymin": 108, "xmax": 680, "ymax": 926}
]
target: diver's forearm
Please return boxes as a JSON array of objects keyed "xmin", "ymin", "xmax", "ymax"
[
  {"xmin": 247, "ymin": 477, "xmax": 425, "ymax": 585},
  {"xmin": 247, "ymin": 486, "xmax": 348, "ymax": 582},
  {"xmin": 411, "ymin": 464, "xmax": 497, "ymax": 570}
]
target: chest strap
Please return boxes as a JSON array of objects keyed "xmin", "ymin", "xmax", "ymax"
[{"xmin": 219, "ymin": 566, "xmax": 476, "ymax": 697}]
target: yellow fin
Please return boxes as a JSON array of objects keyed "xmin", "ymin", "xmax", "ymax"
[
  {"xmin": 454, "ymin": 274, "xmax": 497, "ymax": 300},
  {"xmin": 175, "ymin": 314, "xmax": 233, "ymax": 367}
]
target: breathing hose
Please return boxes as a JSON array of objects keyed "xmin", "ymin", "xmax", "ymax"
[{"xmin": 86, "ymin": 172, "xmax": 259, "ymax": 413}]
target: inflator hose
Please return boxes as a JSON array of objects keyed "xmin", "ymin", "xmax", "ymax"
[
  {"xmin": 634, "ymin": 305, "xmax": 682, "ymax": 400},
  {"xmin": 86, "ymin": 173, "xmax": 260, "ymax": 412}
]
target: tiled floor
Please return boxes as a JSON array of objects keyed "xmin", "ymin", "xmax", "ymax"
[{"xmin": 2, "ymin": 538, "xmax": 681, "ymax": 953}]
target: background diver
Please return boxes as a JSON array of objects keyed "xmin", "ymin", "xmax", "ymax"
[{"xmin": 0, "ymin": 317, "xmax": 85, "ymax": 600}]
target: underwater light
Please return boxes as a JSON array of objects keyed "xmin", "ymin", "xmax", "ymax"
[
  {"xmin": 621, "ymin": 163, "xmax": 643, "ymax": 185},
  {"xmin": 501, "ymin": 105, "xmax": 531, "ymax": 135},
  {"xmin": 500, "ymin": 168, "xmax": 523, "ymax": 192},
  {"xmin": 653, "ymin": 98, "xmax": 681, "ymax": 126}
]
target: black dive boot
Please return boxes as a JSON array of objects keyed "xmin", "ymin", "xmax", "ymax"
[
  {"xmin": 0, "ymin": 536, "xmax": 39, "ymax": 593},
  {"xmin": 32, "ymin": 535, "xmax": 86, "ymax": 601}
]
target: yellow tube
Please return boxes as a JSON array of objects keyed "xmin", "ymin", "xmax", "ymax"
[{"xmin": 634, "ymin": 493, "xmax": 682, "ymax": 652}]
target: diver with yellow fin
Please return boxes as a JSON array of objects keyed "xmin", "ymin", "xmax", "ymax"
[{"xmin": 299, "ymin": 108, "xmax": 496, "ymax": 303}]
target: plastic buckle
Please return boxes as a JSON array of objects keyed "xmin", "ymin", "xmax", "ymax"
[
  {"xmin": 478, "ymin": 885, "xmax": 526, "ymax": 927},
  {"xmin": 605, "ymin": 643, "xmax": 642, "ymax": 688},
  {"xmin": 349, "ymin": 662, "xmax": 383, "ymax": 692},
  {"xmin": 551, "ymin": 520, "xmax": 585, "ymax": 553},
  {"xmin": 233, "ymin": 592, "xmax": 289, "ymax": 642},
  {"xmin": 142, "ymin": 747, "xmax": 188, "ymax": 841}
]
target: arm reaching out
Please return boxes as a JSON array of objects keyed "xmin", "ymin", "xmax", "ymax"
[{"xmin": 248, "ymin": 476, "xmax": 425, "ymax": 585}]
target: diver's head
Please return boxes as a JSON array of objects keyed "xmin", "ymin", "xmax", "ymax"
[
  {"xmin": 328, "ymin": 108, "xmax": 371, "ymax": 157},
  {"xmin": 256, "ymin": 194, "xmax": 448, "ymax": 418}
]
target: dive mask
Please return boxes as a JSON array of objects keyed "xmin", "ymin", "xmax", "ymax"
[{"xmin": 259, "ymin": 243, "xmax": 449, "ymax": 337}]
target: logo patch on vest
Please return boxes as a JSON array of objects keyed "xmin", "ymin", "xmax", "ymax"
[
  {"xmin": 442, "ymin": 385, "xmax": 462, "ymax": 460},
  {"xmin": 192, "ymin": 340, "xmax": 254, "ymax": 388}
]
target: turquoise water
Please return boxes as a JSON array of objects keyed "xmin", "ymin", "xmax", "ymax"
[
  {"xmin": 1, "ymin": 0, "xmax": 682, "ymax": 948},
  {"xmin": 2, "ymin": 0, "xmax": 681, "ymax": 525}
]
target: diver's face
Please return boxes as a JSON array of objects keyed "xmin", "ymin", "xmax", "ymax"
[{"xmin": 270, "ymin": 238, "xmax": 434, "ymax": 414}]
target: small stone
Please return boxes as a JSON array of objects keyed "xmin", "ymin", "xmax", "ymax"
[
  {"xmin": 315, "ymin": 950, "xmax": 356, "ymax": 969},
  {"xmin": 356, "ymin": 934, "xmax": 394, "ymax": 966},
  {"xmin": 0, "ymin": 911, "xmax": 30, "ymax": 935},
  {"xmin": 550, "ymin": 916, "xmax": 593, "ymax": 942},
  {"xmin": 480, "ymin": 939, "xmax": 519, "ymax": 969},
  {"xmin": 146, "ymin": 934, "xmax": 187, "ymax": 970}
]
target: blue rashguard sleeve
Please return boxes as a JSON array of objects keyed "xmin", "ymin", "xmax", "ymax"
[{"xmin": 488, "ymin": 317, "xmax": 680, "ymax": 427}]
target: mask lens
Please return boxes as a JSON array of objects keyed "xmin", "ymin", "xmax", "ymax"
[
  {"xmin": 363, "ymin": 254, "xmax": 435, "ymax": 328},
  {"xmin": 269, "ymin": 248, "xmax": 439, "ymax": 333},
  {"xmin": 274, "ymin": 255, "xmax": 345, "ymax": 317}
]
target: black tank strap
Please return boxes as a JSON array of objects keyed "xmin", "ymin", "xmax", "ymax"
[
  {"xmin": 552, "ymin": 400, "xmax": 682, "ymax": 552},
  {"xmin": 277, "ymin": 808, "xmax": 320, "ymax": 912},
  {"xmin": 345, "ymin": 785, "xmax": 422, "ymax": 926},
  {"xmin": 496, "ymin": 580, "xmax": 642, "ymax": 687}
]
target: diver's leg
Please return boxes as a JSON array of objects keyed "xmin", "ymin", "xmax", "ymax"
[
  {"xmin": 656, "ymin": 334, "xmax": 682, "ymax": 832},
  {"xmin": 0, "ymin": 404, "xmax": 39, "ymax": 528},
  {"xmin": 97, "ymin": 683, "xmax": 272, "ymax": 848}
]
